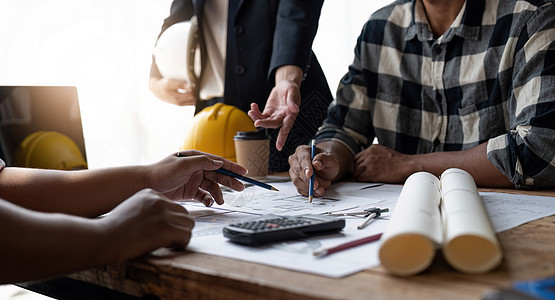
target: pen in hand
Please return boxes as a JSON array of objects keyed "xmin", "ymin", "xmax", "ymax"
[
  {"xmin": 309, "ymin": 139, "xmax": 315, "ymax": 203},
  {"xmin": 174, "ymin": 152, "xmax": 278, "ymax": 191}
]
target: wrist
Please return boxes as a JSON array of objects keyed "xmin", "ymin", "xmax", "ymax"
[
  {"xmin": 94, "ymin": 218, "xmax": 125, "ymax": 265},
  {"xmin": 275, "ymin": 65, "xmax": 303, "ymax": 87}
]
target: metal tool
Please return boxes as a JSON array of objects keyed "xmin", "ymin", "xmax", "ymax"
[{"xmin": 325, "ymin": 207, "xmax": 389, "ymax": 230}]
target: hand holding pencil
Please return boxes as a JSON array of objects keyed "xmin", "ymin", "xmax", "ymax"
[
  {"xmin": 289, "ymin": 140, "xmax": 341, "ymax": 198},
  {"xmin": 309, "ymin": 139, "xmax": 316, "ymax": 203}
]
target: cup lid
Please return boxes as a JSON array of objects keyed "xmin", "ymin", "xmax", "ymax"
[{"xmin": 234, "ymin": 128, "xmax": 268, "ymax": 140}]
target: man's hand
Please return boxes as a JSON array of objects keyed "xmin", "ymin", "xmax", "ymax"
[
  {"xmin": 248, "ymin": 65, "xmax": 303, "ymax": 151},
  {"xmin": 149, "ymin": 76, "xmax": 196, "ymax": 106},
  {"xmin": 148, "ymin": 150, "xmax": 247, "ymax": 206},
  {"xmin": 288, "ymin": 145, "xmax": 339, "ymax": 197},
  {"xmin": 353, "ymin": 144, "xmax": 417, "ymax": 183}
]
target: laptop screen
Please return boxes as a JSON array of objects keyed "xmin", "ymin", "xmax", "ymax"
[{"xmin": 0, "ymin": 86, "xmax": 87, "ymax": 169}]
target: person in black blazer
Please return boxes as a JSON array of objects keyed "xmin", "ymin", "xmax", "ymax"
[{"xmin": 149, "ymin": 0, "xmax": 333, "ymax": 172}]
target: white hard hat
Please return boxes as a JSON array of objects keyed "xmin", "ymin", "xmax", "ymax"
[{"xmin": 153, "ymin": 19, "xmax": 198, "ymax": 82}]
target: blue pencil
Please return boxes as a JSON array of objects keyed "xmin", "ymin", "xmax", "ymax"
[
  {"xmin": 216, "ymin": 168, "xmax": 279, "ymax": 191},
  {"xmin": 309, "ymin": 139, "xmax": 315, "ymax": 203}
]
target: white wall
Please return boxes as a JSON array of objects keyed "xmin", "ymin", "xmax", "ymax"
[
  {"xmin": 0, "ymin": 0, "xmax": 390, "ymax": 168},
  {"xmin": 314, "ymin": 0, "xmax": 391, "ymax": 93}
]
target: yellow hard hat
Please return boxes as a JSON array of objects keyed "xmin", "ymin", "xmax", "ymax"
[
  {"xmin": 182, "ymin": 103, "xmax": 255, "ymax": 162},
  {"xmin": 13, "ymin": 131, "xmax": 87, "ymax": 170}
]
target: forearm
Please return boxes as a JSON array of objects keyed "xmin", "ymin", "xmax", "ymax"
[
  {"xmin": 149, "ymin": 76, "xmax": 173, "ymax": 105},
  {"xmin": 0, "ymin": 200, "xmax": 110, "ymax": 283},
  {"xmin": 0, "ymin": 166, "xmax": 148, "ymax": 217},
  {"xmin": 410, "ymin": 143, "xmax": 513, "ymax": 188}
]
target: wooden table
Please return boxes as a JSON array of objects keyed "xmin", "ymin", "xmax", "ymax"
[{"xmin": 62, "ymin": 188, "xmax": 555, "ymax": 299}]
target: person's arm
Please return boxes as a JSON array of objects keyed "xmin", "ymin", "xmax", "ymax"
[
  {"xmin": 353, "ymin": 143, "xmax": 512, "ymax": 188},
  {"xmin": 0, "ymin": 150, "xmax": 246, "ymax": 217},
  {"xmin": 485, "ymin": 7, "xmax": 555, "ymax": 189},
  {"xmin": 0, "ymin": 189, "xmax": 194, "ymax": 284},
  {"xmin": 149, "ymin": 0, "xmax": 196, "ymax": 105},
  {"xmin": 248, "ymin": 0, "xmax": 324, "ymax": 150},
  {"xmin": 268, "ymin": 0, "xmax": 323, "ymax": 81}
]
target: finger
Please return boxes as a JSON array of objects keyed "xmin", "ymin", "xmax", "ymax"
[
  {"xmin": 286, "ymin": 88, "xmax": 300, "ymax": 113},
  {"xmin": 289, "ymin": 153, "xmax": 309, "ymax": 196},
  {"xmin": 201, "ymin": 193, "xmax": 215, "ymax": 207},
  {"xmin": 166, "ymin": 226, "xmax": 193, "ymax": 250},
  {"xmin": 312, "ymin": 158, "xmax": 324, "ymax": 170},
  {"xmin": 164, "ymin": 198, "xmax": 189, "ymax": 212},
  {"xmin": 353, "ymin": 163, "xmax": 365, "ymax": 178},
  {"xmin": 206, "ymin": 169, "xmax": 245, "ymax": 193},
  {"xmin": 318, "ymin": 177, "xmax": 333, "ymax": 191},
  {"xmin": 292, "ymin": 174, "xmax": 309, "ymax": 196},
  {"xmin": 183, "ymin": 172, "xmax": 204, "ymax": 199},
  {"xmin": 287, "ymin": 101, "xmax": 299, "ymax": 113},
  {"xmin": 166, "ymin": 78, "xmax": 190, "ymax": 89},
  {"xmin": 354, "ymin": 150, "xmax": 366, "ymax": 163},
  {"xmin": 296, "ymin": 146, "xmax": 314, "ymax": 180},
  {"xmin": 199, "ymin": 177, "xmax": 225, "ymax": 205},
  {"xmin": 193, "ymin": 187, "xmax": 215, "ymax": 206},
  {"xmin": 179, "ymin": 154, "xmax": 226, "ymax": 174},
  {"xmin": 183, "ymin": 151, "xmax": 247, "ymax": 176},
  {"xmin": 248, "ymin": 103, "xmax": 265, "ymax": 120},
  {"xmin": 253, "ymin": 116, "xmax": 284, "ymax": 129},
  {"xmin": 176, "ymin": 82, "xmax": 195, "ymax": 94},
  {"xmin": 312, "ymin": 152, "xmax": 340, "ymax": 181},
  {"xmin": 276, "ymin": 114, "xmax": 296, "ymax": 151},
  {"xmin": 167, "ymin": 209, "xmax": 195, "ymax": 229}
]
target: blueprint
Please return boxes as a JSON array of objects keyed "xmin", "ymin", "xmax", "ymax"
[{"xmin": 170, "ymin": 181, "xmax": 555, "ymax": 278}]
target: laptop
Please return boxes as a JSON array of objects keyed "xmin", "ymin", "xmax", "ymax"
[{"xmin": 0, "ymin": 86, "xmax": 87, "ymax": 169}]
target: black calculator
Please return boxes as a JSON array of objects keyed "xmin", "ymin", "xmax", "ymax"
[{"xmin": 222, "ymin": 214, "xmax": 345, "ymax": 245}]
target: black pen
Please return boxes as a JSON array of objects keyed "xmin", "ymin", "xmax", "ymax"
[{"xmin": 216, "ymin": 168, "xmax": 279, "ymax": 191}]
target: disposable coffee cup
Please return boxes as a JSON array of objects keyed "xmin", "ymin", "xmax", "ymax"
[{"xmin": 234, "ymin": 128, "xmax": 269, "ymax": 179}]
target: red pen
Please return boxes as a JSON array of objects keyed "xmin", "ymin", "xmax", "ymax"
[{"xmin": 313, "ymin": 233, "xmax": 383, "ymax": 257}]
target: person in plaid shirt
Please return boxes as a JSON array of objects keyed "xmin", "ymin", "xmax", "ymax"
[{"xmin": 289, "ymin": 0, "xmax": 555, "ymax": 197}]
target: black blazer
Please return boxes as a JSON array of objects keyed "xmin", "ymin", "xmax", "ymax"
[{"xmin": 152, "ymin": 0, "xmax": 333, "ymax": 171}]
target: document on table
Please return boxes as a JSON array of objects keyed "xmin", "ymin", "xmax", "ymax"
[{"xmin": 168, "ymin": 181, "xmax": 555, "ymax": 278}]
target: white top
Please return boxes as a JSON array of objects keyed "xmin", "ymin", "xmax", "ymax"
[{"xmin": 199, "ymin": 0, "xmax": 228, "ymax": 100}]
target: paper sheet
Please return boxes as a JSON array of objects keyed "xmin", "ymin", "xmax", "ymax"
[{"xmin": 175, "ymin": 181, "xmax": 555, "ymax": 278}]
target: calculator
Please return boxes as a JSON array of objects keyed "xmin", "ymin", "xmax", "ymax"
[{"xmin": 222, "ymin": 214, "xmax": 345, "ymax": 245}]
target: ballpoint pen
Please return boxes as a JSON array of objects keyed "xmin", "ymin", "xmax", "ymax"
[{"xmin": 309, "ymin": 139, "xmax": 315, "ymax": 203}]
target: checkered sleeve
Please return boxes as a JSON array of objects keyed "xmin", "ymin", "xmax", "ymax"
[{"xmin": 487, "ymin": 3, "xmax": 555, "ymax": 188}]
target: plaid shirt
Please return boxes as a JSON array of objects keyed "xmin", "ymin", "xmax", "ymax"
[{"xmin": 316, "ymin": 0, "xmax": 555, "ymax": 188}]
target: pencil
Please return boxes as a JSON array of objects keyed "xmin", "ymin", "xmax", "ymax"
[
  {"xmin": 216, "ymin": 168, "xmax": 279, "ymax": 191},
  {"xmin": 309, "ymin": 139, "xmax": 315, "ymax": 203},
  {"xmin": 313, "ymin": 233, "xmax": 383, "ymax": 257}
]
